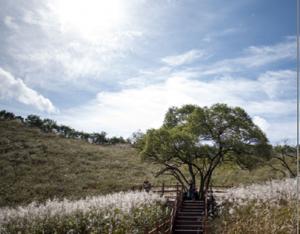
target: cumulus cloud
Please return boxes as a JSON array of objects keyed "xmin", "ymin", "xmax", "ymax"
[
  {"xmin": 0, "ymin": 68, "xmax": 57, "ymax": 113},
  {"xmin": 161, "ymin": 50, "xmax": 205, "ymax": 66},
  {"xmin": 253, "ymin": 116, "xmax": 270, "ymax": 133},
  {"xmin": 60, "ymin": 73, "xmax": 294, "ymax": 142},
  {"xmin": 1, "ymin": 0, "xmax": 295, "ymax": 144}
]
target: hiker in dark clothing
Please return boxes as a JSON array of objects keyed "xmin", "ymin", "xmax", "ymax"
[
  {"xmin": 143, "ymin": 180, "xmax": 151, "ymax": 193},
  {"xmin": 187, "ymin": 180, "xmax": 196, "ymax": 200}
]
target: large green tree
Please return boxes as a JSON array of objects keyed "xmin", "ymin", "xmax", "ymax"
[{"xmin": 140, "ymin": 104, "xmax": 271, "ymax": 199}]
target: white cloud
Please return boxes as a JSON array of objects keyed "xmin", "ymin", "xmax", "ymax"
[
  {"xmin": 1, "ymin": 0, "xmax": 296, "ymax": 144},
  {"xmin": 253, "ymin": 116, "xmax": 270, "ymax": 133},
  {"xmin": 162, "ymin": 50, "xmax": 205, "ymax": 66},
  {"xmin": 3, "ymin": 16, "xmax": 18, "ymax": 30},
  {"xmin": 257, "ymin": 70, "xmax": 295, "ymax": 99},
  {"xmin": 4, "ymin": 1, "xmax": 145, "ymax": 90},
  {"xmin": 237, "ymin": 39, "xmax": 295, "ymax": 67},
  {"xmin": 195, "ymin": 38, "xmax": 295, "ymax": 76},
  {"xmin": 202, "ymin": 27, "xmax": 241, "ymax": 42},
  {"xmin": 60, "ymin": 73, "xmax": 294, "ymax": 142},
  {"xmin": 0, "ymin": 68, "xmax": 57, "ymax": 113},
  {"xmin": 154, "ymin": 39, "xmax": 296, "ymax": 84}
]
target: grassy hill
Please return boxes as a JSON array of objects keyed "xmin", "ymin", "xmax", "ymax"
[
  {"xmin": 0, "ymin": 120, "xmax": 173, "ymax": 207},
  {"xmin": 0, "ymin": 120, "xmax": 285, "ymax": 207}
]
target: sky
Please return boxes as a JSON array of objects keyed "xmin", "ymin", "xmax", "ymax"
[{"xmin": 0, "ymin": 0, "xmax": 297, "ymax": 144}]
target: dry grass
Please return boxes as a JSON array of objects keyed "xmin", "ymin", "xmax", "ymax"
[
  {"xmin": 0, "ymin": 120, "xmax": 172, "ymax": 207},
  {"xmin": 0, "ymin": 191, "xmax": 170, "ymax": 234},
  {"xmin": 211, "ymin": 179, "xmax": 297, "ymax": 233},
  {"xmin": 0, "ymin": 120, "xmax": 286, "ymax": 208}
]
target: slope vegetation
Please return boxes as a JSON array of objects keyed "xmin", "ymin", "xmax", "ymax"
[
  {"xmin": 0, "ymin": 120, "xmax": 170, "ymax": 207},
  {"xmin": 0, "ymin": 120, "xmax": 285, "ymax": 207}
]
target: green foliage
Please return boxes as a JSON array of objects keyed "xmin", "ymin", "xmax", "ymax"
[
  {"xmin": 0, "ymin": 110, "xmax": 16, "ymax": 120},
  {"xmin": 91, "ymin": 131, "xmax": 108, "ymax": 144},
  {"xmin": 271, "ymin": 144, "xmax": 297, "ymax": 177},
  {"xmin": 26, "ymin": 115, "xmax": 44, "ymax": 128},
  {"xmin": 41, "ymin": 118, "xmax": 58, "ymax": 132},
  {"xmin": 130, "ymin": 131, "xmax": 146, "ymax": 151},
  {"xmin": 0, "ymin": 110, "xmax": 128, "ymax": 145},
  {"xmin": 140, "ymin": 103, "xmax": 271, "ymax": 196}
]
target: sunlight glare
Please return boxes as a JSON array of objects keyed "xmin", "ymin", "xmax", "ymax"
[{"xmin": 56, "ymin": 0, "xmax": 125, "ymax": 38}]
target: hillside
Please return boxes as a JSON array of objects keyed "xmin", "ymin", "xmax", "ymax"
[
  {"xmin": 0, "ymin": 120, "xmax": 285, "ymax": 207},
  {"xmin": 0, "ymin": 120, "xmax": 171, "ymax": 207}
]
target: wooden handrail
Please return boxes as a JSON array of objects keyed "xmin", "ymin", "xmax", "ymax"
[
  {"xmin": 203, "ymin": 185, "xmax": 215, "ymax": 234},
  {"xmin": 146, "ymin": 182, "xmax": 183, "ymax": 234},
  {"xmin": 131, "ymin": 183, "xmax": 224, "ymax": 234}
]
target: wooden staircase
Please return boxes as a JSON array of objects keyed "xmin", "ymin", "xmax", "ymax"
[
  {"xmin": 173, "ymin": 200, "xmax": 206, "ymax": 234},
  {"xmin": 138, "ymin": 183, "xmax": 213, "ymax": 234}
]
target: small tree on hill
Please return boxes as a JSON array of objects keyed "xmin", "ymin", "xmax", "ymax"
[
  {"xmin": 140, "ymin": 104, "xmax": 271, "ymax": 199},
  {"xmin": 25, "ymin": 115, "xmax": 43, "ymax": 128},
  {"xmin": 271, "ymin": 144, "xmax": 296, "ymax": 178},
  {"xmin": 59, "ymin": 125, "xmax": 74, "ymax": 138},
  {"xmin": 42, "ymin": 118, "xmax": 58, "ymax": 132},
  {"xmin": 0, "ymin": 110, "xmax": 15, "ymax": 120},
  {"xmin": 92, "ymin": 132, "xmax": 107, "ymax": 144}
]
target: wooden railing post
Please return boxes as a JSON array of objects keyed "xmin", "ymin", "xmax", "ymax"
[
  {"xmin": 143, "ymin": 183, "xmax": 185, "ymax": 234},
  {"xmin": 203, "ymin": 188, "xmax": 208, "ymax": 234}
]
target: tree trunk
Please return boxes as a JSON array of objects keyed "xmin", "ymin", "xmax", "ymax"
[
  {"xmin": 188, "ymin": 163, "xmax": 196, "ymax": 188},
  {"xmin": 198, "ymin": 178, "xmax": 205, "ymax": 200},
  {"xmin": 198, "ymin": 170, "xmax": 213, "ymax": 200}
]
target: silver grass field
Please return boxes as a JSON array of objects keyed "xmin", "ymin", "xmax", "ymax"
[{"xmin": 0, "ymin": 191, "xmax": 169, "ymax": 234}]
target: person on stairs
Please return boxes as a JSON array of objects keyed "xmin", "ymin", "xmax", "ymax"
[
  {"xmin": 143, "ymin": 180, "xmax": 151, "ymax": 193},
  {"xmin": 187, "ymin": 180, "xmax": 196, "ymax": 200}
]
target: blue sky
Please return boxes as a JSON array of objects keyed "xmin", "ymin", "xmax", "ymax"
[{"xmin": 0, "ymin": 0, "xmax": 297, "ymax": 143}]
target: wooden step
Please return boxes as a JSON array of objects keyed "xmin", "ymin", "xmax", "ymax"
[
  {"xmin": 183, "ymin": 201, "xmax": 204, "ymax": 204},
  {"xmin": 183, "ymin": 200, "xmax": 204, "ymax": 202},
  {"xmin": 182, "ymin": 203, "xmax": 205, "ymax": 205},
  {"xmin": 180, "ymin": 210, "xmax": 203, "ymax": 214},
  {"xmin": 181, "ymin": 207, "xmax": 204, "ymax": 210},
  {"xmin": 175, "ymin": 224, "xmax": 203, "ymax": 230},
  {"xmin": 180, "ymin": 208, "xmax": 204, "ymax": 211},
  {"xmin": 176, "ymin": 216, "xmax": 204, "ymax": 221},
  {"xmin": 174, "ymin": 229, "xmax": 203, "ymax": 234},
  {"xmin": 173, "ymin": 199, "xmax": 207, "ymax": 234},
  {"xmin": 182, "ymin": 204, "xmax": 205, "ymax": 207},
  {"xmin": 181, "ymin": 204, "xmax": 205, "ymax": 208},
  {"xmin": 182, "ymin": 202, "xmax": 204, "ymax": 205},
  {"xmin": 180, "ymin": 210, "xmax": 204, "ymax": 213},
  {"xmin": 178, "ymin": 211, "xmax": 204, "ymax": 216},
  {"xmin": 175, "ymin": 220, "xmax": 204, "ymax": 224}
]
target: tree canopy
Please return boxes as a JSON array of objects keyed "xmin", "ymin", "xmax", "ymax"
[{"xmin": 140, "ymin": 104, "xmax": 271, "ymax": 198}]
